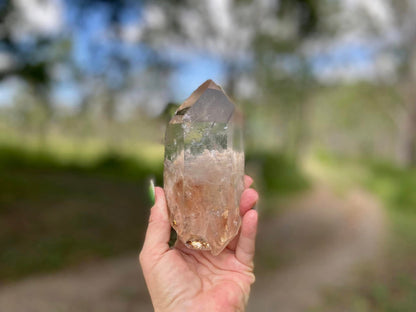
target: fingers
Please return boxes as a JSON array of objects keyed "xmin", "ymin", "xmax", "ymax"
[
  {"xmin": 228, "ymin": 187, "xmax": 258, "ymax": 251},
  {"xmin": 244, "ymin": 175, "xmax": 253, "ymax": 188},
  {"xmin": 240, "ymin": 188, "xmax": 258, "ymax": 216},
  {"xmin": 235, "ymin": 209, "xmax": 258, "ymax": 267},
  {"xmin": 141, "ymin": 187, "xmax": 171, "ymax": 258}
]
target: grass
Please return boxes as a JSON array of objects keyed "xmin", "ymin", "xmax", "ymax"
[
  {"xmin": 0, "ymin": 142, "xmax": 164, "ymax": 281},
  {"xmin": 246, "ymin": 152, "xmax": 309, "ymax": 196},
  {"xmin": 308, "ymin": 153, "xmax": 416, "ymax": 312},
  {"xmin": 0, "ymin": 173, "xmax": 153, "ymax": 280},
  {"xmin": 364, "ymin": 160, "xmax": 416, "ymax": 214},
  {"xmin": 0, "ymin": 171, "xmax": 150, "ymax": 280}
]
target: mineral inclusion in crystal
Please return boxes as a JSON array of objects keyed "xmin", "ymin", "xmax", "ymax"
[{"xmin": 164, "ymin": 80, "xmax": 244, "ymax": 256}]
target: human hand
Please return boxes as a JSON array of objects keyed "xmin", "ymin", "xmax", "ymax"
[{"xmin": 139, "ymin": 175, "xmax": 259, "ymax": 312}]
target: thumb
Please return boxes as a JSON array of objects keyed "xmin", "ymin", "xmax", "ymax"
[{"xmin": 141, "ymin": 187, "xmax": 171, "ymax": 257}]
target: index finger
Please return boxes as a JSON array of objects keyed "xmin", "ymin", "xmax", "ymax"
[{"xmin": 244, "ymin": 175, "xmax": 253, "ymax": 188}]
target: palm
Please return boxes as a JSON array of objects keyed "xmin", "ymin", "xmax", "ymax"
[
  {"xmin": 140, "ymin": 176, "xmax": 258, "ymax": 312},
  {"xmin": 158, "ymin": 243, "xmax": 254, "ymax": 310}
]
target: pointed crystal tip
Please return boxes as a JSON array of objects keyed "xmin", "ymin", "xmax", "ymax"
[
  {"xmin": 169, "ymin": 79, "xmax": 235, "ymax": 124},
  {"xmin": 177, "ymin": 79, "xmax": 223, "ymax": 112}
]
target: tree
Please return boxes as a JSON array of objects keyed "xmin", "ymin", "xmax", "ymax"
[
  {"xmin": 391, "ymin": 1, "xmax": 416, "ymax": 166},
  {"xmin": 0, "ymin": 0, "xmax": 172, "ymax": 146},
  {"xmin": 137, "ymin": 0, "xmax": 329, "ymax": 159},
  {"xmin": 334, "ymin": 0, "xmax": 416, "ymax": 166}
]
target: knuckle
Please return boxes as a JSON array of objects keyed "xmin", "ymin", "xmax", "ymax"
[
  {"xmin": 138, "ymin": 249, "xmax": 147, "ymax": 265},
  {"xmin": 249, "ymin": 272, "xmax": 256, "ymax": 284},
  {"xmin": 243, "ymin": 271, "xmax": 255, "ymax": 285}
]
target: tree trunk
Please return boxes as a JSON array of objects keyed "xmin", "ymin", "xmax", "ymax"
[
  {"xmin": 225, "ymin": 62, "xmax": 237, "ymax": 99},
  {"xmin": 397, "ymin": 33, "xmax": 416, "ymax": 167},
  {"xmin": 397, "ymin": 99, "xmax": 416, "ymax": 167}
]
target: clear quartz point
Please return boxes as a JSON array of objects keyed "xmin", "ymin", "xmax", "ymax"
[{"xmin": 164, "ymin": 79, "xmax": 244, "ymax": 256}]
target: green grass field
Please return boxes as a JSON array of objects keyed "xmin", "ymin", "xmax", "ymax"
[{"xmin": 0, "ymin": 140, "xmax": 165, "ymax": 280}]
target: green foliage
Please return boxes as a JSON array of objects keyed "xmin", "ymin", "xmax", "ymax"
[
  {"xmin": 0, "ymin": 144, "xmax": 163, "ymax": 183},
  {"xmin": 310, "ymin": 83, "xmax": 401, "ymax": 160},
  {"xmin": 315, "ymin": 151, "xmax": 416, "ymax": 214},
  {"xmin": 0, "ymin": 144, "xmax": 309, "ymax": 198},
  {"xmin": 0, "ymin": 145, "xmax": 64, "ymax": 170},
  {"xmin": 91, "ymin": 152, "xmax": 163, "ymax": 183},
  {"xmin": 0, "ymin": 143, "xmax": 309, "ymax": 280},
  {"xmin": 246, "ymin": 152, "xmax": 309, "ymax": 195},
  {"xmin": 0, "ymin": 167, "xmax": 151, "ymax": 281},
  {"xmin": 278, "ymin": 0, "xmax": 320, "ymax": 36},
  {"xmin": 0, "ymin": 145, "xmax": 160, "ymax": 281},
  {"xmin": 364, "ymin": 160, "xmax": 416, "ymax": 214}
]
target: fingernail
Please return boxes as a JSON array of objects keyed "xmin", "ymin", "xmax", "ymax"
[{"xmin": 148, "ymin": 179, "xmax": 155, "ymax": 205}]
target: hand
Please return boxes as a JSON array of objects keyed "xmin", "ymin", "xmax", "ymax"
[{"xmin": 139, "ymin": 175, "xmax": 259, "ymax": 312}]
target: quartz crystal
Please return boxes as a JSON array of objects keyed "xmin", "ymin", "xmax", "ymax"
[{"xmin": 164, "ymin": 79, "xmax": 244, "ymax": 256}]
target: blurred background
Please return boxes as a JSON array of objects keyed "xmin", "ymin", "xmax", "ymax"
[{"xmin": 0, "ymin": 0, "xmax": 415, "ymax": 311}]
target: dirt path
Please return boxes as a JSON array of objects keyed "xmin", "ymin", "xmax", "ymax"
[
  {"xmin": 248, "ymin": 186, "xmax": 385, "ymax": 311},
  {"xmin": 0, "ymin": 187, "xmax": 385, "ymax": 312}
]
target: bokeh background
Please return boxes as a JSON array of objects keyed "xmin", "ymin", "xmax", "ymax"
[{"xmin": 0, "ymin": 0, "xmax": 415, "ymax": 311}]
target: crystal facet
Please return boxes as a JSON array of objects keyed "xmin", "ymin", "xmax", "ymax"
[{"xmin": 164, "ymin": 79, "xmax": 244, "ymax": 256}]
